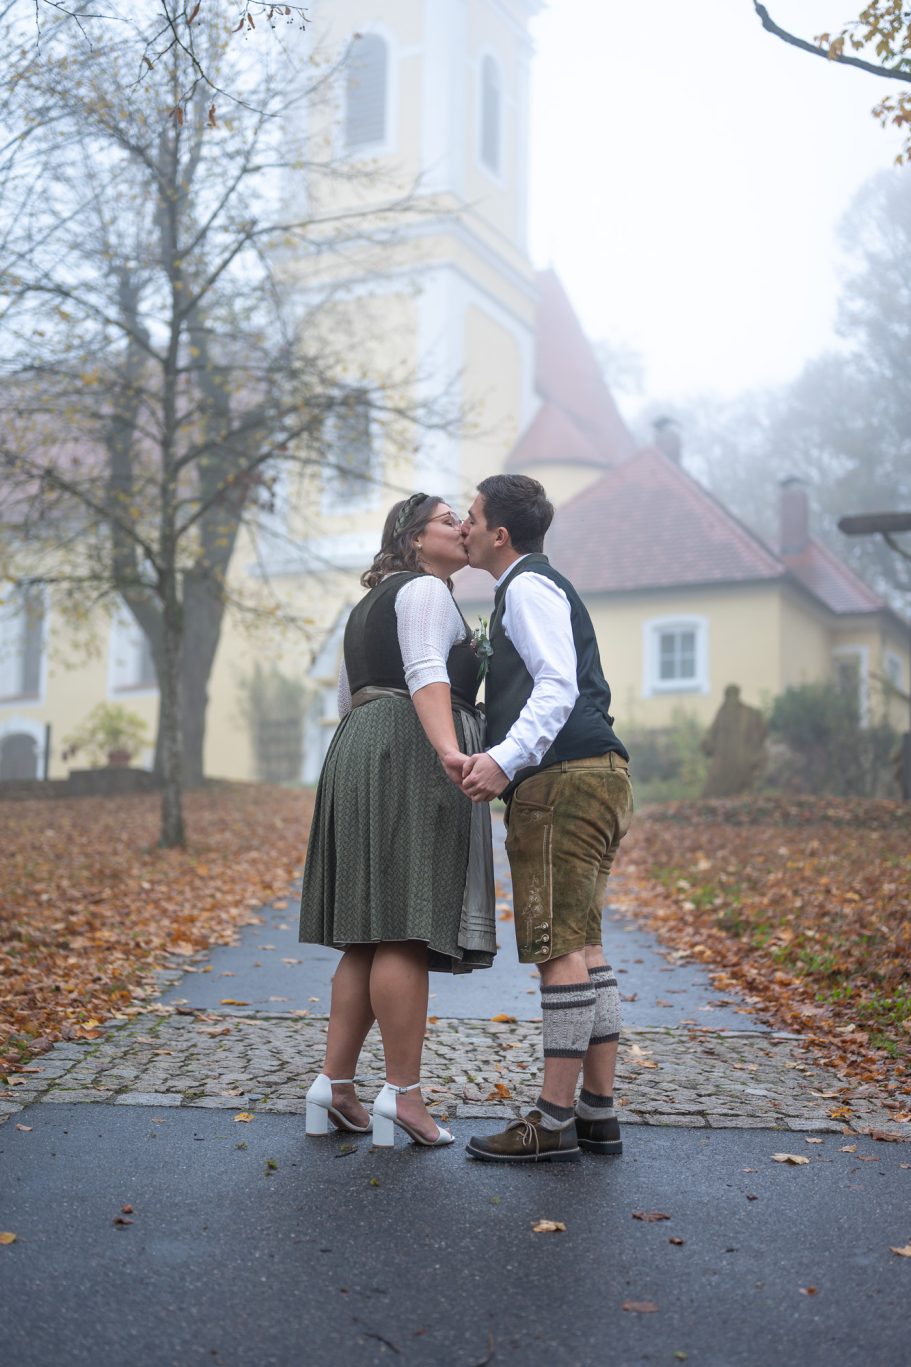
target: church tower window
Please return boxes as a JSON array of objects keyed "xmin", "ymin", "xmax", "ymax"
[
  {"xmin": 480, "ymin": 54, "xmax": 501, "ymax": 174},
  {"xmin": 345, "ymin": 33, "xmax": 388, "ymax": 150}
]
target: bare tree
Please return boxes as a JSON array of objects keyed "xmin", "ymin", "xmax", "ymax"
[{"xmin": 1, "ymin": 5, "xmax": 456, "ymax": 846}]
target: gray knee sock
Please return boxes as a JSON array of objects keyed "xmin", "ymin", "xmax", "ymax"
[
  {"xmin": 588, "ymin": 965, "xmax": 621, "ymax": 1045},
  {"xmin": 539, "ymin": 981, "xmax": 596, "ymax": 1129},
  {"xmin": 541, "ymin": 981, "xmax": 597, "ymax": 1060}
]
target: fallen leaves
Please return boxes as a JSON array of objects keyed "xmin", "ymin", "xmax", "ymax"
[
  {"xmin": 490, "ymin": 1014, "xmax": 517, "ymax": 1024},
  {"xmin": 15, "ymin": 1123, "xmax": 32, "ymax": 1132},
  {"xmin": 632, "ymin": 1210, "xmax": 671, "ymax": 1222},
  {"xmin": 0, "ymin": 786, "xmax": 312, "ymax": 1074},
  {"xmin": 889, "ymin": 1243, "xmax": 911, "ymax": 1258},
  {"xmin": 622, "ymin": 1300, "xmax": 659, "ymax": 1314},
  {"xmin": 614, "ymin": 796, "xmax": 911, "ymax": 1096},
  {"xmin": 0, "ymin": 1232, "xmax": 17, "ymax": 1246},
  {"xmin": 233, "ymin": 1112, "xmax": 255, "ymax": 1123},
  {"xmin": 531, "ymin": 1220, "xmax": 566, "ymax": 1233},
  {"xmin": 485, "ymin": 1082, "xmax": 512, "ymax": 1101},
  {"xmin": 771, "ymin": 1153, "xmax": 810, "ymax": 1165}
]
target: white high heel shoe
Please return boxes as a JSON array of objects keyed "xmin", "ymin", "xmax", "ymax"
[
  {"xmin": 305, "ymin": 1074, "xmax": 372, "ymax": 1136},
  {"xmin": 371, "ymin": 1080, "xmax": 454, "ymax": 1148}
]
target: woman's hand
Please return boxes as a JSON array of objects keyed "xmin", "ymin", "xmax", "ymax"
[{"xmin": 441, "ymin": 750, "xmax": 470, "ymax": 787}]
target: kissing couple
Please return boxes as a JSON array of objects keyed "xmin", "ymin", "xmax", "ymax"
[{"xmin": 299, "ymin": 474, "xmax": 632, "ymax": 1164}]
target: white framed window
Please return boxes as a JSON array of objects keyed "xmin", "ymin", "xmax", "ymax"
[
  {"xmin": 832, "ymin": 644, "xmax": 869, "ymax": 724},
  {"xmin": 345, "ymin": 32, "xmax": 389, "ymax": 151},
  {"xmin": 643, "ymin": 616, "xmax": 709, "ymax": 696},
  {"xmin": 321, "ymin": 388, "xmax": 377, "ymax": 512},
  {"xmin": 0, "ymin": 584, "xmax": 46, "ymax": 702},
  {"xmin": 884, "ymin": 650, "xmax": 903, "ymax": 692},
  {"xmin": 479, "ymin": 53, "xmax": 502, "ymax": 175},
  {"xmin": 109, "ymin": 604, "xmax": 157, "ymax": 696}
]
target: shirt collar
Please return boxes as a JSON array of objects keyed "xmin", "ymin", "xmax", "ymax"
[{"xmin": 494, "ymin": 554, "xmax": 530, "ymax": 591}]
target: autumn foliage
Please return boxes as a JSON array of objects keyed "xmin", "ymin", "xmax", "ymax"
[
  {"xmin": 0, "ymin": 786, "xmax": 311, "ymax": 1075},
  {"xmin": 617, "ymin": 795, "xmax": 911, "ymax": 1097}
]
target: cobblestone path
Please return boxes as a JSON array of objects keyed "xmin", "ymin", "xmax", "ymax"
[{"xmin": 2, "ymin": 1004, "xmax": 908, "ymax": 1137}]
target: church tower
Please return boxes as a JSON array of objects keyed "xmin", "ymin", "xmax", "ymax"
[{"xmin": 285, "ymin": 0, "xmax": 543, "ymax": 554}]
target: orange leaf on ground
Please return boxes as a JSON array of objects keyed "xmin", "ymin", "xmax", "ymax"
[
  {"xmin": 490, "ymin": 1014, "xmax": 517, "ymax": 1024},
  {"xmin": 622, "ymin": 1300, "xmax": 658, "ymax": 1313}
]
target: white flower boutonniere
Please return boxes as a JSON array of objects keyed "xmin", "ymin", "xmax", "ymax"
[{"xmin": 470, "ymin": 615, "xmax": 494, "ymax": 682}]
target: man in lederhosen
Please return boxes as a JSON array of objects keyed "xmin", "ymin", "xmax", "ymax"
[{"xmin": 460, "ymin": 474, "xmax": 633, "ymax": 1164}]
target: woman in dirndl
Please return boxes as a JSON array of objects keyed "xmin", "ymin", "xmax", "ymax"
[{"xmin": 299, "ymin": 492, "xmax": 496, "ymax": 1148}]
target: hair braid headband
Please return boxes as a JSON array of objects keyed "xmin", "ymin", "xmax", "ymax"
[{"xmin": 393, "ymin": 492, "xmax": 429, "ymax": 537}]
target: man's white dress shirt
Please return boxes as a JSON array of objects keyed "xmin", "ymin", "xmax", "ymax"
[{"xmin": 485, "ymin": 556, "xmax": 579, "ymax": 783}]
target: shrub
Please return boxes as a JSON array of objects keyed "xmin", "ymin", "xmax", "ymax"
[
  {"xmin": 768, "ymin": 682, "xmax": 899, "ymax": 797},
  {"xmin": 62, "ymin": 703, "xmax": 150, "ymax": 768}
]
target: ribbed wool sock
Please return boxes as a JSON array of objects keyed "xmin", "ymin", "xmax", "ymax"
[
  {"xmin": 588, "ymin": 965, "xmax": 621, "ymax": 1045},
  {"xmin": 538, "ymin": 980, "xmax": 596, "ymax": 1130},
  {"xmin": 541, "ymin": 981, "xmax": 597, "ymax": 1060},
  {"xmin": 534, "ymin": 1095, "xmax": 576, "ymax": 1131},
  {"xmin": 576, "ymin": 1087, "xmax": 615, "ymax": 1121}
]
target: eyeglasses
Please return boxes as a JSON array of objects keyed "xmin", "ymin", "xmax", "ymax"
[{"xmin": 425, "ymin": 512, "xmax": 463, "ymax": 529}]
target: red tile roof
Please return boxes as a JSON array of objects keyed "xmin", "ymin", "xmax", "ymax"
[
  {"xmin": 506, "ymin": 270, "xmax": 636, "ymax": 472},
  {"xmin": 544, "ymin": 446, "xmax": 783, "ymax": 594},
  {"xmin": 781, "ymin": 540, "xmax": 884, "ymax": 615}
]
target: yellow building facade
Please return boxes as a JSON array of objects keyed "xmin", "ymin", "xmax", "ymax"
[{"xmin": 1, "ymin": 0, "xmax": 907, "ymax": 786}]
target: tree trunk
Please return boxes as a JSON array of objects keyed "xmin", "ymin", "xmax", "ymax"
[
  {"xmin": 158, "ymin": 579, "xmax": 186, "ymax": 848},
  {"xmin": 180, "ymin": 569, "xmax": 227, "ymax": 787}
]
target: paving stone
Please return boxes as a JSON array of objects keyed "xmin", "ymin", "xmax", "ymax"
[
  {"xmin": 642, "ymin": 1114, "xmax": 706, "ymax": 1127},
  {"xmin": 43, "ymin": 1089, "xmax": 114, "ymax": 1103},
  {"xmin": 785, "ymin": 1118, "xmax": 846, "ymax": 1133},
  {"xmin": 456, "ymin": 1104, "xmax": 520, "ymax": 1119},
  {"xmin": 0, "ymin": 1100, "xmax": 23, "ymax": 1115},
  {"xmin": 113, "ymin": 1092, "xmax": 182, "ymax": 1107}
]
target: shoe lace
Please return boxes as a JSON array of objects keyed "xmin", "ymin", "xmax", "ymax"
[{"xmin": 507, "ymin": 1116, "xmax": 541, "ymax": 1155}]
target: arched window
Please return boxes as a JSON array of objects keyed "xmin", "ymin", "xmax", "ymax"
[
  {"xmin": 480, "ymin": 55, "xmax": 501, "ymax": 174},
  {"xmin": 345, "ymin": 33, "xmax": 388, "ymax": 150}
]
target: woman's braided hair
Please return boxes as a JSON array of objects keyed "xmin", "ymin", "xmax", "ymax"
[{"xmin": 361, "ymin": 492, "xmax": 449, "ymax": 589}]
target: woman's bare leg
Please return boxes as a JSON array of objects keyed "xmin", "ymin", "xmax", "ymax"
[
  {"xmin": 322, "ymin": 944, "xmax": 376, "ymax": 1126},
  {"xmin": 370, "ymin": 941, "xmax": 440, "ymax": 1141}
]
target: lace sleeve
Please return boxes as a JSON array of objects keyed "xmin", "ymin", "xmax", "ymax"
[{"xmin": 395, "ymin": 576, "xmax": 465, "ymax": 695}]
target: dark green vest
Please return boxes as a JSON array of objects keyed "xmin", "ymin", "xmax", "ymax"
[{"xmin": 486, "ymin": 555, "xmax": 628, "ymax": 797}]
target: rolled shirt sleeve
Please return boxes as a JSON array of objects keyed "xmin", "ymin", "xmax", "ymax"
[
  {"xmin": 486, "ymin": 572, "xmax": 579, "ymax": 781},
  {"xmin": 395, "ymin": 575, "xmax": 466, "ymax": 696}
]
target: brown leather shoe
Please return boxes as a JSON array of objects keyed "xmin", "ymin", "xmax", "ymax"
[
  {"xmin": 575, "ymin": 1113, "xmax": 622, "ymax": 1156},
  {"xmin": 465, "ymin": 1110, "xmax": 582, "ymax": 1163}
]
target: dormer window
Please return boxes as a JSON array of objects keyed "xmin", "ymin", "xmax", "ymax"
[
  {"xmin": 480, "ymin": 54, "xmax": 501, "ymax": 174},
  {"xmin": 345, "ymin": 33, "xmax": 388, "ymax": 150}
]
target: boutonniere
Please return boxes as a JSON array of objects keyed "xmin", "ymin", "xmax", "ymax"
[{"xmin": 470, "ymin": 616, "xmax": 493, "ymax": 681}]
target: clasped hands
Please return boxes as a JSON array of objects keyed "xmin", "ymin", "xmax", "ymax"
[{"xmin": 442, "ymin": 750, "xmax": 508, "ymax": 802}]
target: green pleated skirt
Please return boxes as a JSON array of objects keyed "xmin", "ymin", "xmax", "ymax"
[{"xmin": 299, "ymin": 695, "xmax": 495, "ymax": 972}]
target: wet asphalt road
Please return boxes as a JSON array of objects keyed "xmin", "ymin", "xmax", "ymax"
[{"xmin": 3, "ymin": 1103, "xmax": 909, "ymax": 1367}]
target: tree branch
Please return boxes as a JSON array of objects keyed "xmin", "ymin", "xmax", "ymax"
[{"xmin": 753, "ymin": 3, "xmax": 911, "ymax": 83}]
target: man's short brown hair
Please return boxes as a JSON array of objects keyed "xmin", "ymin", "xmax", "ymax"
[{"xmin": 476, "ymin": 474, "xmax": 554, "ymax": 553}]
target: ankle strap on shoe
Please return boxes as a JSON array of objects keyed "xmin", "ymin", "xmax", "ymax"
[
  {"xmin": 328, "ymin": 1077, "xmax": 356, "ymax": 1085},
  {"xmin": 385, "ymin": 1080, "xmax": 421, "ymax": 1094}
]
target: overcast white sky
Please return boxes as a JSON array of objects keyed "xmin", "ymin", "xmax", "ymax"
[{"xmin": 527, "ymin": 0, "xmax": 904, "ymax": 401}]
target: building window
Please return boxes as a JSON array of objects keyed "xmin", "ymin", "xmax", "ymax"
[
  {"xmin": 345, "ymin": 33, "xmax": 388, "ymax": 150},
  {"xmin": 480, "ymin": 55, "xmax": 501, "ymax": 174},
  {"xmin": 323, "ymin": 389, "xmax": 375, "ymax": 508},
  {"xmin": 0, "ymin": 585, "xmax": 45, "ymax": 701},
  {"xmin": 110, "ymin": 605, "xmax": 157, "ymax": 694},
  {"xmin": 643, "ymin": 616, "xmax": 709, "ymax": 696},
  {"xmin": 884, "ymin": 650, "xmax": 903, "ymax": 692},
  {"xmin": 832, "ymin": 646, "xmax": 868, "ymax": 724}
]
